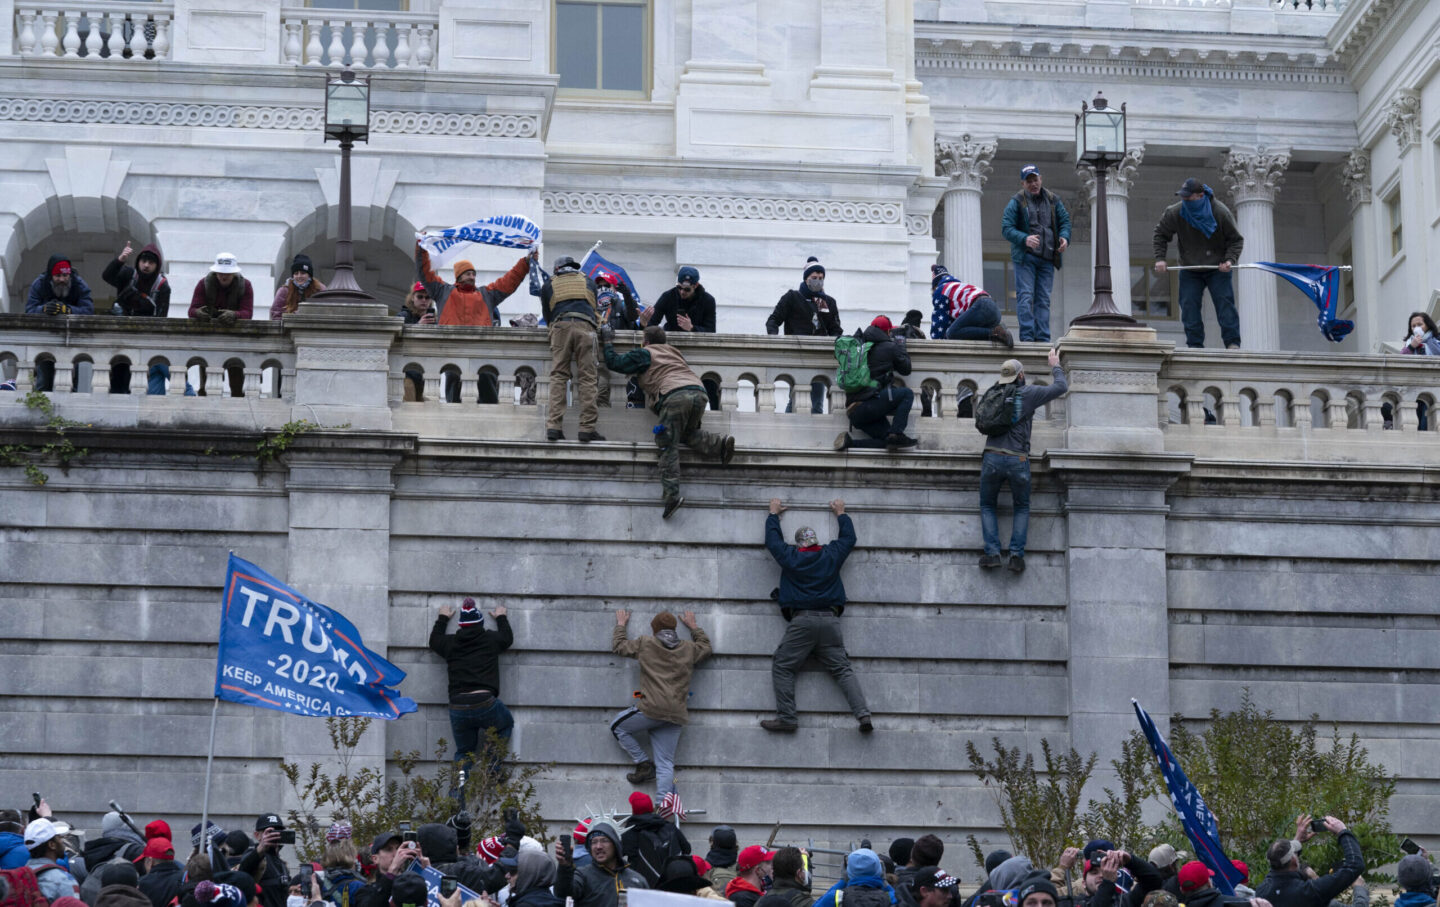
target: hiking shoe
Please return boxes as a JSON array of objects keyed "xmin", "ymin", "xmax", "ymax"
[
  {"xmin": 858, "ymin": 716, "xmax": 874, "ymax": 734},
  {"xmin": 978, "ymin": 553, "xmax": 1003, "ymax": 568},
  {"xmin": 1008, "ymin": 554, "xmax": 1026, "ymax": 574},
  {"xmin": 834, "ymin": 432, "xmax": 851, "ymax": 451},
  {"xmin": 990, "ymin": 324, "xmax": 1015, "ymax": 349},
  {"xmin": 721, "ymin": 435, "xmax": 736, "ymax": 465},
  {"xmin": 578, "ymin": 431, "xmax": 605, "ymax": 443},
  {"xmin": 625, "ymin": 760, "xmax": 656, "ymax": 784},
  {"xmin": 662, "ymin": 497, "xmax": 685, "ymax": 519},
  {"xmin": 885, "ymin": 433, "xmax": 919, "ymax": 450},
  {"xmin": 760, "ymin": 718, "xmax": 799, "ymax": 733},
  {"xmin": 546, "ymin": 429, "xmax": 565, "ymax": 442}
]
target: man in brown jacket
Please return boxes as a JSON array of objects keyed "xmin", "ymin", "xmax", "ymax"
[
  {"xmin": 601, "ymin": 325, "xmax": 736, "ymax": 518},
  {"xmin": 609, "ymin": 609, "xmax": 712, "ymax": 794}
]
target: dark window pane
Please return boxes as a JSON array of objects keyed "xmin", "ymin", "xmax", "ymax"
[
  {"xmin": 982, "ymin": 259, "xmax": 1006, "ymax": 310},
  {"xmin": 557, "ymin": 2, "xmax": 598, "ymax": 89},
  {"xmin": 600, "ymin": 3, "xmax": 643, "ymax": 90}
]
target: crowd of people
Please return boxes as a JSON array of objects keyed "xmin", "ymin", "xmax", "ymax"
[{"xmin": 2, "ymin": 794, "xmax": 1391, "ymax": 907}]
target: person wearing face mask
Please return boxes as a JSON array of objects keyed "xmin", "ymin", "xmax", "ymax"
[
  {"xmin": 416, "ymin": 242, "xmax": 530, "ymax": 327},
  {"xmin": 1152, "ymin": 177, "xmax": 1245, "ymax": 350},
  {"xmin": 726, "ymin": 847, "xmax": 776, "ymax": 907},
  {"xmin": 1400, "ymin": 311, "xmax": 1440, "ymax": 355},
  {"xmin": 269, "ymin": 255, "xmax": 326, "ymax": 319},
  {"xmin": 767, "ymin": 257, "xmax": 842, "ymax": 414}
]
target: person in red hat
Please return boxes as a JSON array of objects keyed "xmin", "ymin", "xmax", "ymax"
[
  {"xmin": 136, "ymin": 838, "xmax": 183, "ymax": 907},
  {"xmin": 835, "ymin": 315, "xmax": 918, "ymax": 452},
  {"xmin": 726, "ymin": 846, "xmax": 776, "ymax": 907},
  {"xmin": 620, "ymin": 791, "xmax": 691, "ymax": 887}
]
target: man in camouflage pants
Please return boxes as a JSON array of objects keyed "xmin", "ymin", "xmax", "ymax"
[{"xmin": 601, "ymin": 325, "xmax": 736, "ymax": 518}]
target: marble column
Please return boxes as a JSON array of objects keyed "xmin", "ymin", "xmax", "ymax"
[
  {"xmin": 1384, "ymin": 90, "xmax": 1423, "ymax": 317},
  {"xmin": 1222, "ymin": 146, "xmax": 1291, "ymax": 351},
  {"xmin": 1077, "ymin": 145, "xmax": 1145, "ymax": 316},
  {"xmin": 1340, "ymin": 149, "xmax": 1376, "ymax": 352},
  {"xmin": 935, "ymin": 134, "xmax": 996, "ymax": 283}
]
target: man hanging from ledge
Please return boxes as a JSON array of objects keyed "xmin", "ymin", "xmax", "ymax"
[
  {"xmin": 601, "ymin": 324, "xmax": 736, "ymax": 518},
  {"xmin": 415, "ymin": 240, "xmax": 530, "ymax": 327}
]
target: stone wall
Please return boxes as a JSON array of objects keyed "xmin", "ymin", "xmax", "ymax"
[{"xmin": 3, "ymin": 313, "xmax": 1439, "ymax": 871}]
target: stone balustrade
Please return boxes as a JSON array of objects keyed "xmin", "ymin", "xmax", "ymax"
[
  {"xmin": 14, "ymin": 3, "xmax": 172, "ymax": 60},
  {"xmin": 279, "ymin": 7, "xmax": 435, "ymax": 69}
]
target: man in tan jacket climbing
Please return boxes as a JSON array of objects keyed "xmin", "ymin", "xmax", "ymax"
[{"xmin": 609, "ymin": 610, "xmax": 712, "ymax": 796}]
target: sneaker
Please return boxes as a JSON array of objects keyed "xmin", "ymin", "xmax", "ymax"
[
  {"xmin": 885, "ymin": 433, "xmax": 919, "ymax": 451},
  {"xmin": 834, "ymin": 432, "xmax": 851, "ymax": 451},
  {"xmin": 578, "ymin": 431, "xmax": 605, "ymax": 443},
  {"xmin": 662, "ymin": 497, "xmax": 685, "ymax": 519},
  {"xmin": 990, "ymin": 324, "xmax": 1015, "ymax": 349},
  {"xmin": 546, "ymin": 429, "xmax": 565, "ymax": 442},
  {"xmin": 760, "ymin": 718, "xmax": 799, "ymax": 732},
  {"xmin": 858, "ymin": 716, "xmax": 874, "ymax": 734},
  {"xmin": 1226, "ymin": 343, "xmax": 1241, "ymax": 350},
  {"xmin": 978, "ymin": 553, "xmax": 1003, "ymax": 568},
  {"xmin": 721, "ymin": 435, "xmax": 736, "ymax": 465},
  {"xmin": 1008, "ymin": 554, "xmax": 1026, "ymax": 574},
  {"xmin": 625, "ymin": 760, "xmax": 656, "ymax": 784}
]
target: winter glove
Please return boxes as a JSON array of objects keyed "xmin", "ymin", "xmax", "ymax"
[
  {"xmin": 192, "ymin": 306, "xmax": 214, "ymax": 323},
  {"xmin": 447, "ymin": 811, "xmax": 473, "ymax": 852},
  {"xmin": 599, "ymin": 324, "xmax": 615, "ymax": 344},
  {"xmin": 217, "ymin": 310, "xmax": 238, "ymax": 327},
  {"xmin": 502, "ymin": 808, "xmax": 525, "ymax": 849},
  {"xmin": 43, "ymin": 302, "xmax": 70, "ymax": 316}
]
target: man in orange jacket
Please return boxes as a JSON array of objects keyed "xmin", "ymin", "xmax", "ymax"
[{"xmin": 415, "ymin": 243, "xmax": 530, "ymax": 327}]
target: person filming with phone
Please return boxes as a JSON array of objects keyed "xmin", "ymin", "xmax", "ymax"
[
  {"xmin": 239, "ymin": 815, "xmax": 293, "ymax": 907},
  {"xmin": 355, "ymin": 831, "xmax": 429, "ymax": 907},
  {"xmin": 1254, "ymin": 815, "xmax": 1363, "ymax": 907}
]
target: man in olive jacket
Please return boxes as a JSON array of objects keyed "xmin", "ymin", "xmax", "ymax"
[
  {"xmin": 1152, "ymin": 177, "xmax": 1246, "ymax": 349},
  {"xmin": 610, "ymin": 609, "xmax": 712, "ymax": 795}
]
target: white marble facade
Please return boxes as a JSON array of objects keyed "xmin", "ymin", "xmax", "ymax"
[{"xmin": 0, "ymin": 0, "xmax": 1430, "ymax": 352}]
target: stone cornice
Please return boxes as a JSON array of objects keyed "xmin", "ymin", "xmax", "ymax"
[
  {"xmin": 543, "ymin": 153, "xmax": 925, "ymax": 189},
  {"xmin": 1329, "ymin": 0, "xmax": 1407, "ymax": 64},
  {"xmin": 916, "ymin": 23, "xmax": 1346, "ymax": 85},
  {"xmin": 541, "ymin": 191, "xmax": 903, "ymax": 226}
]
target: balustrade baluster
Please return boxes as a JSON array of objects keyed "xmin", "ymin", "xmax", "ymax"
[
  {"xmin": 423, "ymin": 373, "xmax": 442, "ymax": 404},
  {"xmin": 53, "ymin": 359, "xmax": 74, "ymax": 393},
  {"xmin": 1363, "ymin": 399, "xmax": 1385, "ymax": 433},
  {"xmin": 304, "ymin": 20, "xmax": 323, "ymax": 65},
  {"xmin": 497, "ymin": 373, "xmax": 516, "ymax": 406},
  {"xmin": 1325, "ymin": 397, "xmax": 1348, "ymax": 431},
  {"xmin": 18, "ymin": 11, "xmax": 39, "ymax": 55},
  {"xmin": 757, "ymin": 382, "xmax": 776, "ymax": 413},
  {"xmin": 415, "ymin": 23, "xmax": 434, "ymax": 68},
  {"xmin": 61, "ymin": 12, "xmax": 81, "ymax": 57},
  {"xmin": 40, "ymin": 11, "xmax": 59, "ymax": 56},
  {"xmin": 82, "ymin": 12, "xmax": 101, "ymax": 56},
  {"xmin": 90, "ymin": 364, "xmax": 110, "ymax": 394},
  {"xmin": 326, "ymin": 19, "xmax": 345, "ymax": 67},
  {"xmin": 127, "ymin": 14, "xmax": 147, "ymax": 57},
  {"xmin": 393, "ymin": 23, "xmax": 411, "ymax": 69},
  {"xmin": 349, "ymin": 19, "xmax": 369, "ymax": 68},
  {"xmin": 105, "ymin": 13, "xmax": 126, "ymax": 58},
  {"xmin": 282, "ymin": 20, "xmax": 302, "ymax": 65},
  {"xmin": 206, "ymin": 365, "xmax": 227, "ymax": 396},
  {"xmin": 460, "ymin": 373, "xmax": 478, "ymax": 404},
  {"xmin": 152, "ymin": 14, "xmax": 169, "ymax": 57}
]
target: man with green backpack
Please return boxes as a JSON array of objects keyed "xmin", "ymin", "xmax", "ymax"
[
  {"xmin": 974, "ymin": 349, "xmax": 1067, "ymax": 573},
  {"xmin": 834, "ymin": 316, "xmax": 919, "ymax": 451}
]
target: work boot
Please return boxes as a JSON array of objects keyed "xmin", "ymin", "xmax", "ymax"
[
  {"xmin": 760, "ymin": 718, "xmax": 798, "ymax": 733},
  {"xmin": 721, "ymin": 436, "xmax": 736, "ymax": 465},
  {"xmin": 858, "ymin": 716, "xmax": 874, "ymax": 734},
  {"xmin": 990, "ymin": 324, "xmax": 1015, "ymax": 349},
  {"xmin": 885, "ymin": 433, "xmax": 919, "ymax": 451},
  {"xmin": 1008, "ymin": 554, "xmax": 1026, "ymax": 574},
  {"xmin": 663, "ymin": 497, "xmax": 685, "ymax": 519},
  {"xmin": 578, "ymin": 431, "xmax": 605, "ymax": 442},
  {"xmin": 834, "ymin": 432, "xmax": 851, "ymax": 451},
  {"xmin": 546, "ymin": 429, "xmax": 565, "ymax": 442},
  {"xmin": 978, "ymin": 553, "xmax": 1003, "ymax": 568},
  {"xmin": 625, "ymin": 760, "xmax": 656, "ymax": 784}
]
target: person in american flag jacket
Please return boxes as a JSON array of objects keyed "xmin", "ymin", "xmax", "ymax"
[{"xmin": 929, "ymin": 265, "xmax": 1013, "ymax": 348}]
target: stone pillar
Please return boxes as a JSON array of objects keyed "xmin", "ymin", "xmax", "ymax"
[
  {"xmin": 285, "ymin": 299, "xmax": 402, "ymax": 430},
  {"xmin": 681, "ymin": 0, "xmax": 766, "ymax": 85},
  {"xmin": 1050, "ymin": 330, "xmax": 1193, "ymax": 765},
  {"xmin": 1340, "ymin": 149, "xmax": 1377, "ymax": 352},
  {"xmin": 1077, "ymin": 145, "xmax": 1144, "ymax": 316},
  {"xmin": 811, "ymin": 0, "xmax": 895, "ymax": 93},
  {"xmin": 1384, "ymin": 90, "xmax": 1424, "ymax": 316},
  {"xmin": 1221, "ymin": 146, "xmax": 1291, "ymax": 351},
  {"xmin": 935, "ymin": 135, "xmax": 996, "ymax": 283}
]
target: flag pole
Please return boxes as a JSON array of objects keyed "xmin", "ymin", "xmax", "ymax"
[
  {"xmin": 197, "ymin": 697, "xmax": 220, "ymax": 855},
  {"xmin": 1167, "ymin": 264, "xmax": 1352, "ymax": 271}
]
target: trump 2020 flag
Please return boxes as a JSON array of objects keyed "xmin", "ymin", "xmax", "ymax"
[
  {"xmin": 216, "ymin": 554, "xmax": 417, "ymax": 719},
  {"xmin": 416, "ymin": 214, "xmax": 541, "ymax": 268},
  {"xmin": 1249, "ymin": 262, "xmax": 1353, "ymax": 343},
  {"xmin": 580, "ymin": 247, "xmax": 641, "ymax": 303},
  {"xmin": 1133, "ymin": 700, "xmax": 1243, "ymax": 895},
  {"xmin": 409, "ymin": 863, "xmax": 481, "ymax": 907}
]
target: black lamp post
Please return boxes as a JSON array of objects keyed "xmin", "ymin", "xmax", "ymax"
[
  {"xmin": 308, "ymin": 66, "xmax": 376, "ymax": 305},
  {"xmin": 1070, "ymin": 93, "xmax": 1142, "ymax": 328}
]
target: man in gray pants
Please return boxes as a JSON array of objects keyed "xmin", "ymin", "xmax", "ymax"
[
  {"xmin": 760, "ymin": 497, "xmax": 872, "ymax": 734},
  {"xmin": 610, "ymin": 609, "xmax": 712, "ymax": 795}
]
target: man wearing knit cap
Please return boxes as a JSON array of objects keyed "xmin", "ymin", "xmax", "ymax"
[
  {"xmin": 610, "ymin": 609, "xmax": 712, "ymax": 793},
  {"xmin": 415, "ymin": 240, "xmax": 530, "ymax": 327},
  {"xmin": 1394, "ymin": 855, "xmax": 1430, "ymax": 907},
  {"xmin": 621, "ymin": 792, "xmax": 691, "ymax": 887},
  {"xmin": 767, "ymin": 257, "xmax": 842, "ymax": 413},
  {"xmin": 430, "ymin": 597, "xmax": 515, "ymax": 786},
  {"xmin": 761, "ymin": 498, "xmax": 870, "ymax": 733},
  {"xmin": 26, "ymin": 253, "xmax": 94, "ymax": 317}
]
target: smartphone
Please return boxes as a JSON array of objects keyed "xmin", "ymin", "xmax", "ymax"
[
  {"xmin": 1402, "ymin": 838, "xmax": 1422, "ymax": 855},
  {"xmin": 279, "ymin": 830, "xmax": 297, "ymax": 846},
  {"xmin": 440, "ymin": 876, "xmax": 459, "ymax": 898},
  {"xmin": 560, "ymin": 835, "xmax": 572, "ymax": 852},
  {"xmin": 296, "ymin": 865, "xmax": 314, "ymax": 893},
  {"xmin": 1310, "ymin": 818, "xmax": 1327, "ymax": 833},
  {"xmin": 31, "ymin": 793, "xmax": 42, "ymax": 809},
  {"xmin": 403, "ymin": 831, "xmax": 419, "ymax": 844}
]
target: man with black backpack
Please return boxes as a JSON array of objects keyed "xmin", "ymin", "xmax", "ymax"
[
  {"xmin": 620, "ymin": 792, "xmax": 691, "ymax": 887},
  {"xmin": 835, "ymin": 316, "xmax": 917, "ymax": 452},
  {"xmin": 975, "ymin": 349, "xmax": 1067, "ymax": 574}
]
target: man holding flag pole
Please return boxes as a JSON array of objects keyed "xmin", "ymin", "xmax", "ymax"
[{"xmin": 1153, "ymin": 178, "xmax": 1245, "ymax": 350}]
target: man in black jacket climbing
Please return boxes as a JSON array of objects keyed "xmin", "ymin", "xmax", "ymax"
[
  {"xmin": 836, "ymin": 316, "xmax": 917, "ymax": 452},
  {"xmin": 429, "ymin": 598, "xmax": 515, "ymax": 784}
]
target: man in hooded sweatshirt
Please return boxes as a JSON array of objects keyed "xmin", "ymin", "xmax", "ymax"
[
  {"xmin": 269, "ymin": 254, "xmax": 326, "ymax": 320},
  {"xmin": 509, "ymin": 849, "xmax": 563, "ymax": 907},
  {"xmin": 554, "ymin": 819, "xmax": 648, "ymax": 907},
  {"xmin": 0, "ymin": 809, "xmax": 29, "ymax": 869},
  {"xmin": 429, "ymin": 598, "xmax": 514, "ymax": 783},
  {"xmin": 761, "ymin": 497, "xmax": 870, "ymax": 734},
  {"xmin": 609, "ymin": 610, "xmax": 712, "ymax": 792},
  {"xmin": 27, "ymin": 254, "xmax": 95, "ymax": 316},
  {"xmin": 766, "ymin": 257, "xmax": 840, "ymax": 414},
  {"xmin": 1152, "ymin": 177, "xmax": 1245, "ymax": 349},
  {"xmin": 704, "ymin": 828, "xmax": 739, "ymax": 892},
  {"xmin": 104, "ymin": 242, "xmax": 170, "ymax": 318},
  {"xmin": 835, "ymin": 316, "xmax": 918, "ymax": 452},
  {"xmin": 813, "ymin": 848, "xmax": 896, "ymax": 907},
  {"xmin": 136, "ymin": 839, "xmax": 184, "ymax": 907},
  {"xmin": 620, "ymin": 793, "xmax": 691, "ymax": 888}
]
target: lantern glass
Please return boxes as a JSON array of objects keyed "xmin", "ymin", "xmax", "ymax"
[{"xmin": 1084, "ymin": 107, "xmax": 1124, "ymax": 155}]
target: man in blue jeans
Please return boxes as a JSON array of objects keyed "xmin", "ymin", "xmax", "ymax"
[
  {"xmin": 1152, "ymin": 177, "xmax": 1246, "ymax": 349},
  {"xmin": 1001, "ymin": 166, "xmax": 1071, "ymax": 343},
  {"xmin": 429, "ymin": 598, "xmax": 514, "ymax": 789},
  {"xmin": 979, "ymin": 349, "xmax": 1067, "ymax": 574},
  {"xmin": 931, "ymin": 264, "xmax": 1014, "ymax": 347}
]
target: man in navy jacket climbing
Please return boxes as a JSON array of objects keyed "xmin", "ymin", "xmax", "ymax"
[{"xmin": 761, "ymin": 497, "xmax": 871, "ymax": 734}]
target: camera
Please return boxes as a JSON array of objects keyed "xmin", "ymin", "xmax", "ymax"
[
  {"xmin": 403, "ymin": 831, "xmax": 419, "ymax": 844},
  {"xmin": 440, "ymin": 876, "xmax": 459, "ymax": 898},
  {"xmin": 1310, "ymin": 818, "xmax": 1327, "ymax": 833},
  {"xmin": 279, "ymin": 830, "xmax": 297, "ymax": 846}
]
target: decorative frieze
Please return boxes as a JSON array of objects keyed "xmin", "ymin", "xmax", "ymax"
[
  {"xmin": 906, "ymin": 215, "xmax": 932, "ymax": 236},
  {"xmin": 934, "ymin": 134, "xmax": 996, "ymax": 193},
  {"xmin": 916, "ymin": 45, "xmax": 1346, "ymax": 87},
  {"xmin": 1384, "ymin": 90, "xmax": 1421, "ymax": 152},
  {"xmin": 1340, "ymin": 149, "xmax": 1372, "ymax": 207},
  {"xmin": 542, "ymin": 191, "xmax": 904, "ymax": 225},
  {"xmin": 1221, "ymin": 146, "xmax": 1291, "ymax": 204}
]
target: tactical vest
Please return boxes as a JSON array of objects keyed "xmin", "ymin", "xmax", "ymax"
[{"xmin": 549, "ymin": 271, "xmax": 597, "ymax": 325}]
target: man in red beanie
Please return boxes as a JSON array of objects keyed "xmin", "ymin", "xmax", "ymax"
[
  {"xmin": 610, "ymin": 610, "xmax": 711, "ymax": 793},
  {"xmin": 836, "ymin": 316, "xmax": 917, "ymax": 451},
  {"xmin": 620, "ymin": 791, "xmax": 690, "ymax": 887}
]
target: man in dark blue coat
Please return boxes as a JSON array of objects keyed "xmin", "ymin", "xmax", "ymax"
[{"xmin": 761, "ymin": 497, "xmax": 871, "ymax": 734}]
